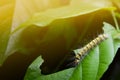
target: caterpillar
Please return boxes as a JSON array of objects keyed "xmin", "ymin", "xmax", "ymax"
[
  {"xmin": 58, "ymin": 34, "xmax": 108, "ymax": 72},
  {"xmin": 75, "ymin": 34, "xmax": 108, "ymax": 63},
  {"xmin": 41, "ymin": 34, "xmax": 108, "ymax": 74}
]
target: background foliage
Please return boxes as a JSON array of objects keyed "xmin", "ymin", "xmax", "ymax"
[{"xmin": 0, "ymin": 0, "xmax": 120, "ymax": 80}]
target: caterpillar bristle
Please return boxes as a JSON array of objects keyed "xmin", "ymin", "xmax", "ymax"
[{"xmin": 75, "ymin": 34, "xmax": 108, "ymax": 63}]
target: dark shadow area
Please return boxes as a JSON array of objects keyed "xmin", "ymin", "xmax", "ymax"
[{"xmin": 0, "ymin": 52, "xmax": 40, "ymax": 80}]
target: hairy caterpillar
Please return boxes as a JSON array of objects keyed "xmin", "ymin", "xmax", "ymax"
[{"xmin": 75, "ymin": 34, "xmax": 108, "ymax": 63}]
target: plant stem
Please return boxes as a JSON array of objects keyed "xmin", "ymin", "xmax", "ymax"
[{"xmin": 111, "ymin": 10, "xmax": 120, "ymax": 31}]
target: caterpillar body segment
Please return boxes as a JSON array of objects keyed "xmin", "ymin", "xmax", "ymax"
[{"xmin": 75, "ymin": 34, "xmax": 108, "ymax": 64}]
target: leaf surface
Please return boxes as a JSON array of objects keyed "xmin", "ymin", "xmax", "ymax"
[{"xmin": 24, "ymin": 23, "xmax": 120, "ymax": 80}]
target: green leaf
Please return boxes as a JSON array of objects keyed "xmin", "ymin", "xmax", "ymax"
[
  {"xmin": 0, "ymin": 0, "xmax": 54, "ymax": 65},
  {"xmin": 24, "ymin": 56, "xmax": 44, "ymax": 80},
  {"xmin": 13, "ymin": 0, "xmax": 113, "ymax": 32},
  {"xmin": 103, "ymin": 22, "xmax": 120, "ymax": 52},
  {"xmin": 31, "ymin": 2, "xmax": 109, "ymax": 27},
  {"xmin": 0, "ymin": 0, "xmax": 71, "ymax": 65},
  {"xmin": 3, "ymin": 0, "xmax": 114, "ymax": 65},
  {"xmin": 96, "ymin": 34, "xmax": 114, "ymax": 79},
  {"xmin": 69, "ymin": 46, "xmax": 99, "ymax": 80},
  {"xmin": 24, "ymin": 22, "xmax": 120, "ymax": 80},
  {"xmin": 0, "ymin": 0, "xmax": 119, "ymax": 80},
  {"xmin": 25, "ymin": 23, "xmax": 120, "ymax": 80},
  {"xmin": 24, "ymin": 56, "xmax": 75, "ymax": 80}
]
